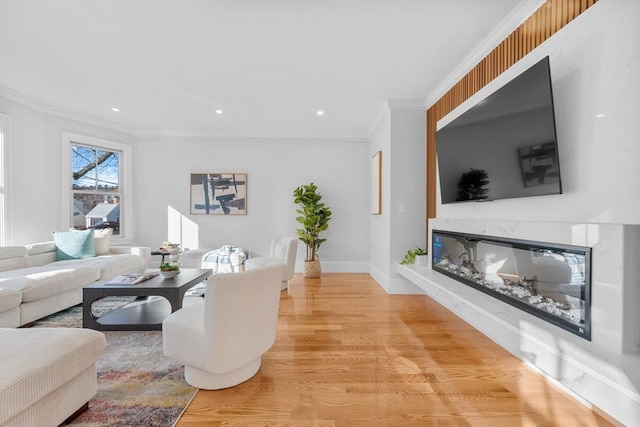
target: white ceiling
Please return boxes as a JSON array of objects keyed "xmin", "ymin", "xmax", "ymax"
[{"xmin": 0, "ymin": 0, "xmax": 534, "ymax": 139}]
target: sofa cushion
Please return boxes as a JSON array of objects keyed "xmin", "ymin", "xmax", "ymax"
[
  {"xmin": 53, "ymin": 254, "xmax": 145, "ymax": 280},
  {"xmin": 25, "ymin": 242, "xmax": 56, "ymax": 256},
  {"xmin": 0, "ymin": 247, "xmax": 29, "ymax": 273},
  {"xmin": 0, "ymin": 265, "xmax": 100, "ymax": 303},
  {"xmin": 52, "ymin": 230, "xmax": 96, "ymax": 260},
  {"xmin": 0, "ymin": 257, "xmax": 30, "ymax": 273},
  {"xmin": 0, "ymin": 289, "xmax": 22, "ymax": 326},
  {"xmin": 0, "ymin": 247, "xmax": 27, "ymax": 260},
  {"xmin": 0, "ymin": 288, "xmax": 22, "ymax": 312},
  {"xmin": 0, "ymin": 327, "xmax": 106, "ymax": 426},
  {"xmin": 23, "ymin": 242, "xmax": 57, "ymax": 268},
  {"xmin": 0, "ymin": 307, "xmax": 20, "ymax": 328}
]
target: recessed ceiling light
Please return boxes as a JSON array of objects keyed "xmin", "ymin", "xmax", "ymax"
[
  {"xmin": 215, "ymin": 109, "xmax": 223, "ymax": 115},
  {"xmin": 317, "ymin": 110, "xmax": 324, "ymax": 116},
  {"xmin": 111, "ymin": 107, "xmax": 120, "ymax": 112},
  {"xmin": 596, "ymin": 113, "xmax": 605, "ymax": 118}
]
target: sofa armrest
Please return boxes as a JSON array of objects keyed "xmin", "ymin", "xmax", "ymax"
[{"xmin": 110, "ymin": 246, "xmax": 151, "ymax": 268}]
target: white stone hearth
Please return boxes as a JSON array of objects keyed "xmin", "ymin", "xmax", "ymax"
[{"xmin": 398, "ymin": 218, "xmax": 640, "ymax": 426}]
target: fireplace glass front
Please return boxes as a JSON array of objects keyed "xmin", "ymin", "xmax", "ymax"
[{"xmin": 432, "ymin": 230, "xmax": 591, "ymax": 339}]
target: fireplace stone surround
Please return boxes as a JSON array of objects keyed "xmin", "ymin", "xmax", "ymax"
[{"xmin": 397, "ymin": 218, "xmax": 640, "ymax": 426}]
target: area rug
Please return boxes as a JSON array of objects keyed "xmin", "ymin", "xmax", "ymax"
[{"xmin": 33, "ymin": 298, "xmax": 197, "ymax": 427}]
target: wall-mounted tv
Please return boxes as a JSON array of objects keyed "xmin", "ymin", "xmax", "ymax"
[{"xmin": 436, "ymin": 56, "xmax": 562, "ymax": 205}]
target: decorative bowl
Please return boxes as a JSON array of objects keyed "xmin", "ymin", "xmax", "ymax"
[{"xmin": 160, "ymin": 270, "xmax": 180, "ymax": 279}]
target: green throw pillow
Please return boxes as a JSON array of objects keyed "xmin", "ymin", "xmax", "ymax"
[{"xmin": 53, "ymin": 229, "xmax": 96, "ymax": 260}]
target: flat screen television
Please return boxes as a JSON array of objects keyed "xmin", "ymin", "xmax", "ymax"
[{"xmin": 436, "ymin": 56, "xmax": 562, "ymax": 204}]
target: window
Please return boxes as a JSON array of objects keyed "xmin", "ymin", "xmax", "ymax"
[
  {"xmin": 72, "ymin": 145, "xmax": 121, "ymax": 234},
  {"xmin": 0, "ymin": 114, "xmax": 8, "ymax": 245},
  {"xmin": 61, "ymin": 132, "xmax": 132, "ymax": 240}
]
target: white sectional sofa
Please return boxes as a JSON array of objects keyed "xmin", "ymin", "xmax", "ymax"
[
  {"xmin": 0, "ymin": 236, "xmax": 151, "ymax": 327},
  {"xmin": 0, "ymin": 231, "xmax": 149, "ymax": 426}
]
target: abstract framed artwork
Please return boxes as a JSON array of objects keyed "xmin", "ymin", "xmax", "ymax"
[
  {"xmin": 190, "ymin": 173, "xmax": 247, "ymax": 215},
  {"xmin": 371, "ymin": 151, "xmax": 382, "ymax": 214}
]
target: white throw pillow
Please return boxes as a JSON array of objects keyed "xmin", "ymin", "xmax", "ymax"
[{"xmin": 93, "ymin": 228, "xmax": 113, "ymax": 255}]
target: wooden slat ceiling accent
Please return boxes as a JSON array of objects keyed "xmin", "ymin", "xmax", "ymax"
[{"xmin": 425, "ymin": 0, "xmax": 598, "ymax": 245}]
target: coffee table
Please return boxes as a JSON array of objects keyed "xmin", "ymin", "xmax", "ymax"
[{"xmin": 83, "ymin": 268, "xmax": 212, "ymax": 331}]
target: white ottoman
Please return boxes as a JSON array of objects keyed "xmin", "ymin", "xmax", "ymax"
[{"xmin": 0, "ymin": 327, "xmax": 106, "ymax": 427}]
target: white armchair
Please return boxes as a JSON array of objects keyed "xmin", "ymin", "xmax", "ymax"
[
  {"xmin": 162, "ymin": 260, "xmax": 283, "ymax": 390},
  {"xmin": 246, "ymin": 236, "xmax": 298, "ymax": 290}
]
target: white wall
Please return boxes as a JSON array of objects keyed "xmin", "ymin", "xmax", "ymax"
[
  {"xmin": 134, "ymin": 136, "xmax": 370, "ymax": 272},
  {"xmin": 369, "ymin": 102, "xmax": 427, "ymax": 293},
  {"xmin": 388, "ymin": 107, "xmax": 427, "ymax": 293},
  {"xmin": 368, "ymin": 107, "xmax": 391, "ymax": 282},
  {"xmin": 0, "ymin": 97, "xmax": 135, "ymax": 245}
]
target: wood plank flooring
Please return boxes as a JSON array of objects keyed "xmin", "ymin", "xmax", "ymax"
[{"xmin": 177, "ymin": 273, "xmax": 613, "ymax": 426}]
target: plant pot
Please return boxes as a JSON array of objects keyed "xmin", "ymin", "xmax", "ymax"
[
  {"xmin": 303, "ymin": 259, "xmax": 321, "ymax": 278},
  {"xmin": 160, "ymin": 270, "xmax": 180, "ymax": 279},
  {"xmin": 415, "ymin": 254, "xmax": 429, "ymax": 267}
]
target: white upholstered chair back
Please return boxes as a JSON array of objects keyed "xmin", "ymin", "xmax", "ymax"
[
  {"xmin": 270, "ymin": 236, "xmax": 297, "ymax": 281},
  {"xmin": 203, "ymin": 262, "xmax": 282, "ymax": 368},
  {"xmin": 163, "ymin": 260, "xmax": 283, "ymax": 389},
  {"xmin": 245, "ymin": 237, "xmax": 298, "ymax": 290}
]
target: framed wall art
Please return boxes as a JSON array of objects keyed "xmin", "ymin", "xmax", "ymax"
[
  {"xmin": 371, "ymin": 151, "xmax": 382, "ymax": 214},
  {"xmin": 190, "ymin": 173, "xmax": 247, "ymax": 215}
]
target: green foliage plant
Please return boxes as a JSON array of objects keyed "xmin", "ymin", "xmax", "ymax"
[
  {"xmin": 293, "ymin": 182, "xmax": 332, "ymax": 262},
  {"xmin": 160, "ymin": 263, "xmax": 180, "ymax": 271},
  {"xmin": 400, "ymin": 247, "xmax": 427, "ymax": 265}
]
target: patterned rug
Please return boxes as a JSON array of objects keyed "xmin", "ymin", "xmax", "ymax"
[{"xmin": 33, "ymin": 298, "xmax": 197, "ymax": 427}]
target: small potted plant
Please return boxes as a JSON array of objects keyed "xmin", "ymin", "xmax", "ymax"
[
  {"xmin": 160, "ymin": 262, "xmax": 180, "ymax": 279},
  {"xmin": 400, "ymin": 247, "xmax": 428, "ymax": 266}
]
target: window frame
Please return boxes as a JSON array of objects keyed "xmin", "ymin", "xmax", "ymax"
[{"xmin": 61, "ymin": 132, "xmax": 133, "ymax": 242}]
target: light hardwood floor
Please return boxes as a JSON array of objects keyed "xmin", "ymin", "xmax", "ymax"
[{"xmin": 177, "ymin": 273, "xmax": 613, "ymax": 426}]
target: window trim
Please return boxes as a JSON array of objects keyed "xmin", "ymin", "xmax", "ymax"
[{"xmin": 61, "ymin": 132, "xmax": 133, "ymax": 242}]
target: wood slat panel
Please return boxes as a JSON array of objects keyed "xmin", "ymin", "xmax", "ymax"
[
  {"xmin": 426, "ymin": 108, "xmax": 437, "ymax": 225},
  {"xmin": 425, "ymin": 0, "xmax": 598, "ymax": 245},
  {"xmin": 177, "ymin": 274, "xmax": 614, "ymax": 425}
]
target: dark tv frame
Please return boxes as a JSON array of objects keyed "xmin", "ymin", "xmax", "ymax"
[{"xmin": 436, "ymin": 56, "xmax": 562, "ymax": 204}]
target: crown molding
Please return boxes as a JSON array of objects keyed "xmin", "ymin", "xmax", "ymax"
[
  {"xmin": 0, "ymin": 85, "xmax": 135, "ymax": 135},
  {"xmin": 424, "ymin": 0, "xmax": 545, "ymax": 108}
]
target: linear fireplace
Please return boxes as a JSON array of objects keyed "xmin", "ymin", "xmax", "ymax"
[{"xmin": 432, "ymin": 230, "xmax": 592, "ymax": 340}]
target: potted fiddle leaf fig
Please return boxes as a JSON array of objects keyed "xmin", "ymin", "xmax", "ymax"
[{"xmin": 293, "ymin": 182, "xmax": 332, "ymax": 278}]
